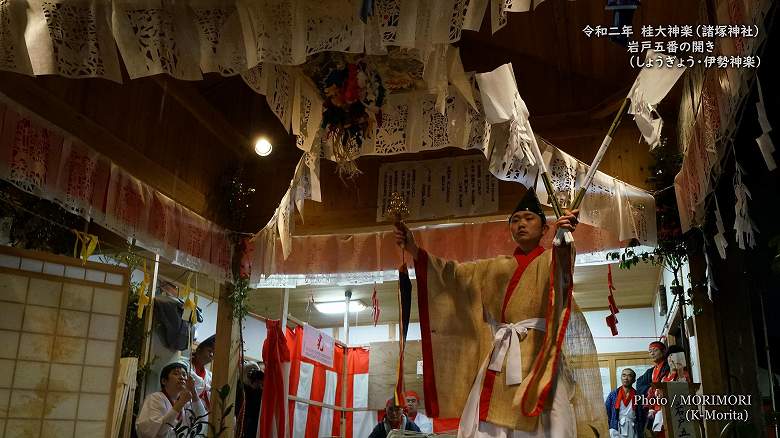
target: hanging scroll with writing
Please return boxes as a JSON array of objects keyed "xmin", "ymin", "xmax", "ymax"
[{"xmin": 376, "ymin": 155, "xmax": 499, "ymax": 222}]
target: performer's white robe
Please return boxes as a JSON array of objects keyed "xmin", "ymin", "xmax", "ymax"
[{"xmin": 610, "ymin": 399, "xmax": 638, "ymax": 438}]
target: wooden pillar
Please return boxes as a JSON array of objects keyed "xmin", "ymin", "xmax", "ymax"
[
  {"xmin": 210, "ymin": 283, "xmax": 241, "ymax": 437},
  {"xmin": 686, "ymin": 230, "xmax": 726, "ymax": 437},
  {"xmin": 698, "ymin": 227, "xmax": 765, "ymax": 435}
]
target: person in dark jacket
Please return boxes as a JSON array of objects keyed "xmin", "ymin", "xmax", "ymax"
[
  {"xmin": 235, "ymin": 361, "xmax": 264, "ymax": 438},
  {"xmin": 368, "ymin": 398, "xmax": 422, "ymax": 438}
]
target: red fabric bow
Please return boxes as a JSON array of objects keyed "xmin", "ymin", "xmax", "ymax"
[
  {"xmin": 371, "ymin": 286, "xmax": 381, "ymax": 326},
  {"xmin": 606, "ymin": 264, "xmax": 620, "ymax": 335}
]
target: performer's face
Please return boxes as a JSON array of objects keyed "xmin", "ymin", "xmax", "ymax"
[
  {"xmin": 510, "ymin": 212, "xmax": 547, "ymax": 246},
  {"xmin": 194, "ymin": 344, "xmax": 215, "ymax": 365},
  {"xmin": 668, "ymin": 353, "xmax": 686, "ymax": 373},
  {"xmin": 649, "ymin": 346, "xmax": 665, "ymax": 362},
  {"xmin": 620, "ymin": 369, "xmax": 635, "ymax": 387},
  {"xmin": 404, "ymin": 396, "xmax": 418, "ymax": 415},
  {"xmin": 162, "ymin": 367, "xmax": 188, "ymax": 396}
]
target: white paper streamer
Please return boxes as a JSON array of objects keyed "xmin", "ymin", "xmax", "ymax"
[
  {"xmin": 733, "ymin": 164, "xmax": 758, "ymax": 250},
  {"xmin": 713, "ymin": 197, "xmax": 728, "ymax": 259},
  {"xmin": 627, "ymin": 50, "xmax": 686, "ymax": 149},
  {"xmin": 755, "ymin": 79, "xmax": 776, "ymax": 171},
  {"xmin": 476, "ymin": 63, "xmax": 536, "ymax": 168}
]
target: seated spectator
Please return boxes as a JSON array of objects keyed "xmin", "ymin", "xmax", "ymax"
[
  {"xmin": 136, "ymin": 362, "xmax": 207, "ymax": 438},
  {"xmin": 236, "ymin": 361, "xmax": 264, "ymax": 438},
  {"xmin": 369, "ymin": 398, "xmax": 422, "ymax": 438}
]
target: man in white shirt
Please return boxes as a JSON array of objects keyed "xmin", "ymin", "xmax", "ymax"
[
  {"xmin": 405, "ymin": 391, "xmax": 433, "ymax": 434},
  {"xmin": 137, "ymin": 362, "xmax": 207, "ymax": 438}
]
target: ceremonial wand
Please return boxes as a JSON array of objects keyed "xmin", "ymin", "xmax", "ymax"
[
  {"xmin": 552, "ymin": 50, "xmax": 685, "ymax": 245},
  {"xmin": 550, "ymin": 99, "xmax": 630, "ymax": 246},
  {"xmin": 386, "ymin": 192, "xmax": 412, "ymax": 407}
]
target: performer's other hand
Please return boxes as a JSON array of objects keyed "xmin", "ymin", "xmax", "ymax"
[
  {"xmin": 554, "ymin": 209, "xmax": 579, "ymax": 233},
  {"xmin": 394, "ymin": 221, "xmax": 419, "ymax": 260}
]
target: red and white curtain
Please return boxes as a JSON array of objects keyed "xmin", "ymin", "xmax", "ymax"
[{"xmin": 285, "ymin": 327, "xmax": 375, "ymax": 438}]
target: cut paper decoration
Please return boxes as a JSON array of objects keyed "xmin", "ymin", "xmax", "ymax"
[
  {"xmin": 733, "ymin": 163, "xmax": 758, "ymax": 250},
  {"xmin": 628, "ymin": 50, "xmax": 687, "ymax": 149},
  {"xmin": 755, "ymin": 79, "xmax": 776, "ymax": 171},
  {"xmin": 713, "ymin": 197, "xmax": 728, "ymax": 259},
  {"xmin": 476, "ymin": 63, "xmax": 536, "ymax": 170}
]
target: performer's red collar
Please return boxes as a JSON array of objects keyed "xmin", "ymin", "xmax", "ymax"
[
  {"xmin": 408, "ymin": 412, "xmax": 417, "ymax": 421},
  {"xmin": 513, "ymin": 245, "xmax": 545, "ymax": 257},
  {"xmin": 614, "ymin": 387, "xmax": 635, "ymax": 409},
  {"xmin": 652, "ymin": 361, "xmax": 666, "ymax": 382},
  {"xmin": 194, "ymin": 365, "xmax": 206, "ymax": 379},
  {"xmin": 501, "ymin": 245, "xmax": 545, "ymax": 322}
]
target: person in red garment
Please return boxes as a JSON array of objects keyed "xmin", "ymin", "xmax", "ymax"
[
  {"xmin": 647, "ymin": 348, "xmax": 690, "ymax": 436},
  {"xmin": 190, "ymin": 334, "xmax": 215, "ymax": 409}
]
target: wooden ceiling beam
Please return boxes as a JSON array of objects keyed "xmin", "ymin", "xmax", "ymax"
[
  {"xmin": 0, "ymin": 71, "xmax": 208, "ymax": 216},
  {"xmin": 152, "ymin": 76, "xmax": 252, "ymax": 159}
]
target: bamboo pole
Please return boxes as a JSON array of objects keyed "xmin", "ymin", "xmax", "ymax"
[
  {"xmin": 139, "ymin": 252, "xmax": 160, "ymax": 396},
  {"xmin": 341, "ymin": 291, "xmax": 352, "ymax": 438}
]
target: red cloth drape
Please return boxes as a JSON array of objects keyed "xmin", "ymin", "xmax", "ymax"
[{"xmin": 260, "ymin": 320, "xmax": 291, "ymax": 438}]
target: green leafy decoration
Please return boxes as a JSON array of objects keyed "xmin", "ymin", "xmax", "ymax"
[{"xmin": 229, "ymin": 276, "xmax": 251, "ymax": 323}]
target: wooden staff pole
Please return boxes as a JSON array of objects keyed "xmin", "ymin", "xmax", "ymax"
[{"xmin": 570, "ymin": 97, "xmax": 631, "ymax": 210}]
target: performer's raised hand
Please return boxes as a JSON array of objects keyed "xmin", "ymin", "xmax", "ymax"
[
  {"xmin": 393, "ymin": 221, "xmax": 419, "ymax": 260},
  {"xmin": 173, "ymin": 381, "xmax": 194, "ymax": 412},
  {"xmin": 554, "ymin": 209, "xmax": 579, "ymax": 233},
  {"xmin": 185, "ymin": 375, "xmax": 198, "ymax": 400}
]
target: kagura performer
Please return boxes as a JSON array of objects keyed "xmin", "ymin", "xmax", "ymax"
[{"xmin": 394, "ymin": 190, "xmax": 607, "ymax": 437}]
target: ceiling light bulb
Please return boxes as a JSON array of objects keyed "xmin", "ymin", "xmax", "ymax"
[{"xmin": 254, "ymin": 138, "xmax": 272, "ymax": 156}]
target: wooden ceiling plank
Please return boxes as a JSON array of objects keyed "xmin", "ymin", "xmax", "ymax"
[
  {"xmin": 0, "ymin": 71, "xmax": 208, "ymax": 215},
  {"xmin": 153, "ymin": 76, "xmax": 251, "ymax": 159}
]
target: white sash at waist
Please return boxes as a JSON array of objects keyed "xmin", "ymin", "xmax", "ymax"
[{"xmin": 457, "ymin": 318, "xmax": 547, "ymax": 438}]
